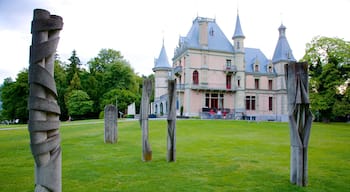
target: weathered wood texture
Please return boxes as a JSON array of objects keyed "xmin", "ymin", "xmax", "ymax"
[
  {"xmin": 28, "ymin": 9, "xmax": 63, "ymax": 192},
  {"xmin": 167, "ymin": 80, "xmax": 176, "ymax": 162},
  {"xmin": 140, "ymin": 79, "xmax": 152, "ymax": 161},
  {"xmin": 285, "ymin": 62, "xmax": 313, "ymax": 187},
  {"xmin": 104, "ymin": 104, "xmax": 118, "ymax": 143}
]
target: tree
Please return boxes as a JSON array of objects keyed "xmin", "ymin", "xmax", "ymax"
[
  {"xmin": 302, "ymin": 36, "xmax": 350, "ymax": 122},
  {"xmin": 66, "ymin": 50, "xmax": 81, "ymax": 84},
  {"xmin": 100, "ymin": 88, "xmax": 138, "ymax": 114},
  {"xmin": 87, "ymin": 48, "xmax": 142, "ymax": 116},
  {"xmin": 0, "ymin": 70, "xmax": 29, "ymax": 123},
  {"xmin": 66, "ymin": 90, "xmax": 93, "ymax": 119},
  {"xmin": 54, "ymin": 59, "xmax": 69, "ymax": 120}
]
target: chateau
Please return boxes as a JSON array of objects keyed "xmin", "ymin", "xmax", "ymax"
[{"xmin": 152, "ymin": 14, "xmax": 296, "ymax": 121}]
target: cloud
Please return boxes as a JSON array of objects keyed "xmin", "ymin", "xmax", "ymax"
[{"xmin": 0, "ymin": 0, "xmax": 58, "ymax": 31}]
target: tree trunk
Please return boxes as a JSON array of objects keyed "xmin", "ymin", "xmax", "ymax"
[
  {"xmin": 28, "ymin": 9, "xmax": 63, "ymax": 192},
  {"xmin": 140, "ymin": 79, "xmax": 152, "ymax": 161},
  {"xmin": 167, "ymin": 80, "xmax": 176, "ymax": 162},
  {"xmin": 285, "ymin": 62, "xmax": 313, "ymax": 187}
]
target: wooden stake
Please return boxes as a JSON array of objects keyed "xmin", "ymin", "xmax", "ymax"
[{"xmin": 140, "ymin": 79, "xmax": 152, "ymax": 161}]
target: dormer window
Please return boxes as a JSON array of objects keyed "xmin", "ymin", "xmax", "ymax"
[
  {"xmin": 209, "ymin": 27, "xmax": 214, "ymax": 36},
  {"xmin": 254, "ymin": 64, "xmax": 259, "ymax": 72},
  {"xmin": 268, "ymin": 65, "xmax": 273, "ymax": 73},
  {"xmin": 254, "ymin": 57, "xmax": 259, "ymax": 72}
]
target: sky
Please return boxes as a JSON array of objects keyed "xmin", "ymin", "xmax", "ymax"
[{"xmin": 0, "ymin": 0, "xmax": 349, "ymax": 84}]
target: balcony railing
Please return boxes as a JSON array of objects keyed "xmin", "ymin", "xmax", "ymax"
[
  {"xmin": 174, "ymin": 66, "xmax": 183, "ymax": 76},
  {"xmin": 191, "ymin": 83, "xmax": 236, "ymax": 92},
  {"xmin": 224, "ymin": 65, "xmax": 237, "ymax": 74},
  {"xmin": 176, "ymin": 83, "xmax": 185, "ymax": 91}
]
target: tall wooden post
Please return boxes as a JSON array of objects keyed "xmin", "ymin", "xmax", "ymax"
[
  {"xmin": 28, "ymin": 9, "xmax": 63, "ymax": 192},
  {"xmin": 285, "ymin": 62, "xmax": 313, "ymax": 186},
  {"xmin": 104, "ymin": 104, "xmax": 117, "ymax": 143},
  {"xmin": 140, "ymin": 79, "xmax": 152, "ymax": 161},
  {"xmin": 167, "ymin": 80, "xmax": 176, "ymax": 162}
]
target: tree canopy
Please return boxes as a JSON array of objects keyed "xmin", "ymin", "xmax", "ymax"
[
  {"xmin": 0, "ymin": 70, "xmax": 29, "ymax": 123},
  {"xmin": 0, "ymin": 48, "xmax": 143, "ymax": 122},
  {"xmin": 302, "ymin": 36, "xmax": 350, "ymax": 122}
]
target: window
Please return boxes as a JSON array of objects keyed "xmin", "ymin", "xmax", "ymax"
[
  {"xmin": 211, "ymin": 94, "xmax": 218, "ymax": 109},
  {"xmin": 254, "ymin": 64, "xmax": 259, "ymax": 72},
  {"xmin": 268, "ymin": 80, "xmax": 273, "ymax": 90},
  {"xmin": 252, "ymin": 96, "xmax": 256, "ymax": 110},
  {"xmin": 160, "ymin": 103, "xmax": 163, "ymax": 114},
  {"xmin": 237, "ymin": 79, "xmax": 241, "ymax": 87},
  {"xmin": 206, "ymin": 93, "xmax": 224, "ymax": 109},
  {"xmin": 246, "ymin": 96, "xmax": 256, "ymax": 110},
  {"xmin": 209, "ymin": 27, "xmax": 214, "ymax": 36},
  {"xmin": 237, "ymin": 41, "xmax": 240, "ymax": 49},
  {"xmin": 226, "ymin": 59, "xmax": 232, "ymax": 69},
  {"xmin": 205, "ymin": 93, "xmax": 210, "ymax": 107},
  {"xmin": 269, "ymin": 97, "xmax": 273, "ymax": 111},
  {"xmin": 255, "ymin": 79, "xmax": 259, "ymax": 89},
  {"xmin": 245, "ymin": 96, "xmax": 250, "ymax": 110},
  {"xmin": 226, "ymin": 75, "xmax": 231, "ymax": 89},
  {"xmin": 268, "ymin": 65, "xmax": 273, "ymax": 73},
  {"xmin": 193, "ymin": 70, "xmax": 199, "ymax": 85}
]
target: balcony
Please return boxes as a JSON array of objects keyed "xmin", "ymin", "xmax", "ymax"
[
  {"xmin": 224, "ymin": 64, "xmax": 237, "ymax": 74},
  {"xmin": 191, "ymin": 83, "xmax": 236, "ymax": 92},
  {"xmin": 176, "ymin": 83, "xmax": 185, "ymax": 91},
  {"xmin": 174, "ymin": 66, "xmax": 183, "ymax": 76}
]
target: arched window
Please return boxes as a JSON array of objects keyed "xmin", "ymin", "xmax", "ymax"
[
  {"xmin": 160, "ymin": 103, "xmax": 163, "ymax": 115},
  {"xmin": 193, "ymin": 70, "xmax": 199, "ymax": 85}
]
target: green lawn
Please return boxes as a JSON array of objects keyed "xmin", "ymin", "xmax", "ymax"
[{"xmin": 0, "ymin": 120, "xmax": 349, "ymax": 191}]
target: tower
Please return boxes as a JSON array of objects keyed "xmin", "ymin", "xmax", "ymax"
[
  {"xmin": 153, "ymin": 41, "xmax": 172, "ymax": 115},
  {"xmin": 232, "ymin": 13, "xmax": 246, "ymax": 114},
  {"xmin": 272, "ymin": 24, "xmax": 296, "ymax": 121}
]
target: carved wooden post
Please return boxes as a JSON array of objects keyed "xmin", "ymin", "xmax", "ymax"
[
  {"xmin": 104, "ymin": 104, "xmax": 117, "ymax": 143},
  {"xmin": 140, "ymin": 79, "xmax": 152, "ymax": 161},
  {"xmin": 28, "ymin": 9, "xmax": 63, "ymax": 192},
  {"xmin": 167, "ymin": 80, "xmax": 176, "ymax": 162},
  {"xmin": 285, "ymin": 62, "xmax": 313, "ymax": 186}
]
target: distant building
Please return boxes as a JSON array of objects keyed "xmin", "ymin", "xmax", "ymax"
[{"xmin": 153, "ymin": 14, "xmax": 295, "ymax": 121}]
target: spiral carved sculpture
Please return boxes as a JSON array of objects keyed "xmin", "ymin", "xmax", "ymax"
[{"xmin": 29, "ymin": 9, "xmax": 63, "ymax": 192}]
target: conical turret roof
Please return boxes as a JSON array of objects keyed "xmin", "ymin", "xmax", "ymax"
[
  {"xmin": 153, "ymin": 43, "xmax": 171, "ymax": 71},
  {"xmin": 272, "ymin": 24, "xmax": 296, "ymax": 63},
  {"xmin": 232, "ymin": 14, "xmax": 245, "ymax": 39}
]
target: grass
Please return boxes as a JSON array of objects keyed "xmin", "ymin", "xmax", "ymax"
[{"xmin": 0, "ymin": 120, "xmax": 349, "ymax": 191}]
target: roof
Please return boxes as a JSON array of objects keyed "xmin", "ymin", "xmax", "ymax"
[
  {"xmin": 153, "ymin": 43, "xmax": 171, "ymax": 71},
  {"xmin": 174, "ymin": 17, "xmax": 234, "ymax": 57},
  {"xmin": 272, "ymin": 24, "xmax": 296, "ymax": 63},
  {"xmin": 245, "ymin": 48, "xmax": 271, "ymax": 73},
  {"xmin": 232, "ymin": 14, "xmax": 245, "ymax": 39}
]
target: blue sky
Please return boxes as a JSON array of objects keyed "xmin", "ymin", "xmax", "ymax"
[{"xmin": 1, "ymin": 0, "xmax": 349, "ymax": 84}]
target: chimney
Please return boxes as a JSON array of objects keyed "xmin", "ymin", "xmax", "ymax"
[{"xmin": 198, "ymin": 19, "xmax": 208, "ymax": 46}]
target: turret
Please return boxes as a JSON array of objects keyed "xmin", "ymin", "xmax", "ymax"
[
  {"xmin": 232, "ymin": 13, "xmax": 245, "ymax": 53},
  {"xmin": 153, "ymin": 41, "xmax": 172, "ymax": 100}
]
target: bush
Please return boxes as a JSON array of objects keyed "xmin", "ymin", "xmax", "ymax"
[{"xmin": 125, "ymin": 114, "xmax": 135, "ymax": 118}]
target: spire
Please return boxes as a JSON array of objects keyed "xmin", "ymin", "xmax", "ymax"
[
  {"xmin": 272, "ymin": 24, "xmax": 296, "ymax": 63},
  {"xmin": 278, "ymin": 24, "xmax": 286, "ymax": 37},
  {"xmin": 153, "ymin": 42, "xmax": 171, "ymax": 71},
  {"xmin": 232, "ymin": 13, "xmax": 245, "ymax": 39}
]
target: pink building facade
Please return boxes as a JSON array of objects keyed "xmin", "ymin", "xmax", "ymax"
[{"xmin": 153, "ymin": 15, "xmax": 295, "ymax": 121}]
